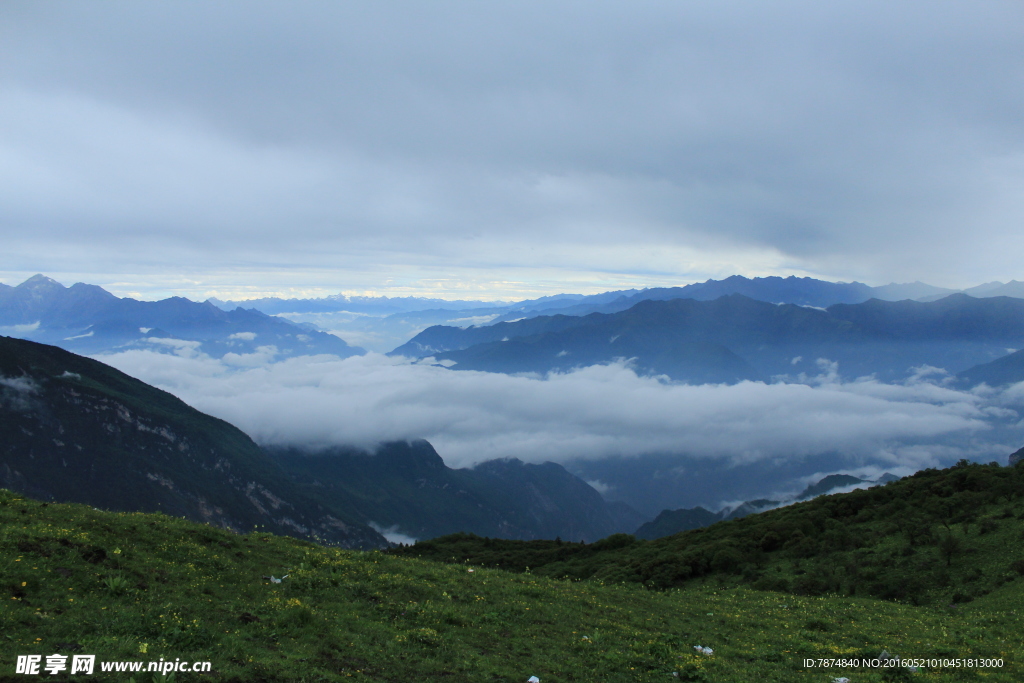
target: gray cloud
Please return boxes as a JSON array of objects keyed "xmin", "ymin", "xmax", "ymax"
[
  {"xmin": 0, "ymin": 374, "xmax": 41, "ymax": 412},
  {"xmin": 3, "ymin": 1, "xmax": 1024, "ymax": 298},
  {"xmin": 94, "ymin": 349, "xmax": 1018, "ymax": 470}
]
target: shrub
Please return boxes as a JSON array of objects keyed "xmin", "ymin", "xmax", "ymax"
[
  {"xmin": 752, "ymin": 575, "xmax": 790, "ymax": 592},
  {"xmin": 710, "ymin": 547, "xmax": 745, "ymax": 574},
  {"xmin": 590, "ymin": 533, "xmax": 637, "ymax": 551},
  {"xmin": 103, "ymin": 574, "xmax": 132, "ymax": 595},
  {"xmin": 978, "ymin": 518, "xmax": 999, "ymax": 535},
  {"xmin": 411, "ymin": 627, "xmax": 442, "ymax": 647},
  {"xmin": 792, "ymin": 576, "xmax": 828, "ymax": 596},
  {"xmin": 803, "ymin": 619, "xmax": 830, "ymax": 631},
  {"xmin": 759, "ymin": 531, "xmax": 782, "ymax": 552}
]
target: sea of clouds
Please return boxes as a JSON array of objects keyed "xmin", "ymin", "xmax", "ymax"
[{"xmin": 94, "ymin": 347, "xmax": 1024, "ymax": 472}]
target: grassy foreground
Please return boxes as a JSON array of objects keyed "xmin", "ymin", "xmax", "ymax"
[
  {"xmin": 1, "ymin": 489, "xmax": 1021, "ymax": 682},
  {"xmin": 395, "ymin": 463, "xmax": 1024, "ymax": 607}
]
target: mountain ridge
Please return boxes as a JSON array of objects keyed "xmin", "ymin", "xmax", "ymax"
[
  {"xmin": 394, "ymin": 293, "xmax": 1024, "ymax": 382},
  {"xmin": 0, "ymin": 274, "xmax": 363, "ymax": 360}
]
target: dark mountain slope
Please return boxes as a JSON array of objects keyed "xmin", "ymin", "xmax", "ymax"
[
  {"xmin": 0, "ymin": 336, "xmax": 384, "ymax": 548},
  {"xmin": 267, "ymin": 442, "xmax": 645, "ymax": 542}
]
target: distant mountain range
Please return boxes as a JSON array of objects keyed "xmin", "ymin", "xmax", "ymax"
[
  {"xmin": 0, "ymin": 274, "xmax": 363, "ymax": 359},
  {"xmin": 0, "ymin": 336, "xmax": 644, "ymax": 544},
  {"xmin": 11, "ymin": 273, "xmax": 1024, "ymax": 358},
  {"xmin": 203, "ymin": 275, "xmax": 1024, "ymax": 353},
  {"xmin": 393, "ymin": 293, "xmax": 1024, "ymax": 383},
  {"xmin": 210, "ymin": 288, "xmax": 645, "ymax": 353},
  {"xmin": 7, "ymin": 272, "xmax": 1023, "ymax": 400},
  {"xmin": 212, "ymin": 275, "xmax": 1023, "ymax": 321},
  {"xmin": 634, "ymin": 472, "xmax": 900, "ymax": 540},
  {"xmin": 202, "ymin": 275, "xmax": 1024, "ymax": 352},
  {"xmin": 209, "ymin": 293, "xmax": 505, "ymax": 316}
]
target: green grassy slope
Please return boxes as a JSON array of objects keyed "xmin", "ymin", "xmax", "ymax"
[
  {"xmin": 1, "ymin": 488, "xmax": 1021, "ymax": 681},
  {"xmin": 394, "ymin": 461, "xmax": 1024, "ymax": 607}
]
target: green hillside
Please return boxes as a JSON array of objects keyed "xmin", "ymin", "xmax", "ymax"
[
  {"xmin": 394, "ymin": 461, "xmax": 1024, "ymax": 607},
  {"xmin": 1, "ymin": 488, "xmax": 1020, "ymax": 681}
]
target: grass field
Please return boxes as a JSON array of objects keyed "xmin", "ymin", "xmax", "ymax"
[{"xmin": 2, "ymin": 487, "xmax": 1021, "ymax": 681}]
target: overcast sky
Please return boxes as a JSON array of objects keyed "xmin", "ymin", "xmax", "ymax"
[{"xmin": 3, "ymin": 1, "xmax": 1023, "ymax": 301}]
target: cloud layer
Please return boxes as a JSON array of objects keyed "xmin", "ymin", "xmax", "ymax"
[
  {"xmin": 3, "ymin": 2, "xmax": 1024, "ymax": 298},
  {"xmin": 95, "ymin": 349, "xmax": 1020, "ymax": 471}
]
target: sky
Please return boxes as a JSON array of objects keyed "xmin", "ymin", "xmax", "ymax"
[{"xmin": 3, "ymin": 1, "xmax": 1024, "ymax": 301}]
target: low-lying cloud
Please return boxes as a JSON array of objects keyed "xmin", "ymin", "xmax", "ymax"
[{"xmin": 94, "ymin": 350, "xmax": 1022, "ymax": 470}]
